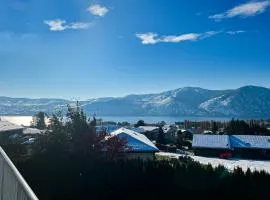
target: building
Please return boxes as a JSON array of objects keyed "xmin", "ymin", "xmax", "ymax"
[
  {"xmin": 138, "ymin": 126, "xmax": 160, "ymax": 140},
  {"xmin": 192, "ymin": 134, "xmax": 270, "ymax": 159},
  {"xmin": 0, "ymin": 120, "xmax": 24, "ymax": 134},
  {"xmin": 107, "ymin": 128, "xmax": 159, "ymax": 159},
  {"xmin": 0, "ymin": 121, "xmax": 24, "ymax": 145},
  {"xmin": 192, "ymin": 135, "xmax": 231, "ymax": 156},
  {"xmin": 230, "ymin": 135, "xmax": 270, "ymax": 159}
]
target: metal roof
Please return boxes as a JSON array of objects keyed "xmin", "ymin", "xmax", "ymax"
[
  {"xmin": 192, "ymin": 134, "xmax": 231, "ymax": 149},
  {"xmin": 0, "ymin": 121, "xmax": 23, "ymax": 133},
  {"xmin": 230, "ymin": 135, "xmax": 270, "ymax": 149},
  {"xmin": 192, "ymin": 134, "xmax": 270, "ymax": 150}
]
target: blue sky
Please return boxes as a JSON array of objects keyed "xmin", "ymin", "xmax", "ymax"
[{"xmin": 1, "ymin": 0, "xmax": 270, "ymax": 99}]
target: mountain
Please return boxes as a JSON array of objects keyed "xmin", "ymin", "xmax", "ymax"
[{"xmin": 1, "ymin": 86, "xmax": 270, "ymax": 118}]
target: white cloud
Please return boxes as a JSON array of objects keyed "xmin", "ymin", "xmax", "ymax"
[
  {"xmin": 135, "ymin": 33, "xmax": 159, "ymax": 44},
  {"xmin": 44, "ymin": 19, "xmax": 91, "ymax": 31},
  {"xmin": 161, "ymin": 33, "xmax": 201, "ymax": 43},
  {"xmin": 68, "ymin": 22, "xmax": 92, "ymax": 30},
  {"xmin": 44, "ymin": 19, "xmax": 67, "ymax": 31},
  {"xmin": 209, "ymin": 1, "xmax": 270, "ymax": 20},
  {"xmin": 227, "ymin": 30, "xmax": 246, "ymax": 35},
  {"xmin": 136, "ymin": 31, "xmax": 221, "ymax": 45},
  {"xmin": 87, "ymin": 4, "xmax": 109, "ymax": 17}
]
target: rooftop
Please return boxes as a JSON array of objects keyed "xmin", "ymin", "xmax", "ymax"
[
  {"xmin": 192, "ymin": 134, "xmax": 270, "ymax": 150},
  {"xmin": 138, "ymin": 126, "xmax": 159, "ymax": 132},
  {"xmin": 230, "ymin": 135, "xmax": 270, "ymax": 149},
  {"xmin": 0, "ymin": 121, "xmax": 24, "ymax": 133},
  {"xmin": 111, "ymin": 128, "xmax": 159, "ymax": 152},
  {"xmin": 192, "ymin": 134, "xmax": 230, "ymax": 149}
]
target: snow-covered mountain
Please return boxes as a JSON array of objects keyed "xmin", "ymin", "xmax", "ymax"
[{"xmin": 1, "ymin": 86, "xmax": 270, "ymax": 118}]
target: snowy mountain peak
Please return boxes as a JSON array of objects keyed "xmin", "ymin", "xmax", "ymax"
[{"xmin": 0, "ymin": 86, "xmax": 270, "ymax": 117}]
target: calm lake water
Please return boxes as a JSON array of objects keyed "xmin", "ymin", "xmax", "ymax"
[{"xmin": 0, "ymin": 116, "xmax": 232, "ymax": 126}]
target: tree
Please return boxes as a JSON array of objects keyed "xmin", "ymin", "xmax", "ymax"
[
  {"xmin": 135, "ymin": 120, "xmax": 145, "ymax": 127},
  {"xmin": 176, "ymin": 131, "xmax": 184, "ymax": 148},
  {"xmin": 103, "ymin": 135, "xmax": 128, "ymax": 160},
  {"xmin": 158, "ymin": 121, "xmax": 166, "ymax": 127},
  {"xmin": 157, "ymin": 127, "xmax": 166, "ymax": 145},
  {"xmin": 33, "ymin": 112, "xmax": 47, "ymax": 129},
  {"xmin": 66, "ymin": 102, "xmax": 96, "ymax": 155},
  {"xmin": 211, "ymin": 121, "xmax": 218, "ymax": 133}
]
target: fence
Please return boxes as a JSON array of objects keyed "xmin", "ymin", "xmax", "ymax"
[{"xmin": 0, "ymin": 147, "xmax": 38, "ymax": 200}]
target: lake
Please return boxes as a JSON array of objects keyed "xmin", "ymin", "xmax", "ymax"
[{"xmin": 0, "ymin": 116, "xmax": 232, "ymax": 126}]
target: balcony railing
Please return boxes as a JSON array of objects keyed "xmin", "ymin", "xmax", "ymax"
[{"xmin": 0, "ymin": 147, "xmax": 38, "ymax": 200}]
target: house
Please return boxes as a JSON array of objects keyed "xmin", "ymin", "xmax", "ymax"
[
  {"xmin": 107, "ymin": 128, "xmax": 159, "ymax": 160},
  {"xmin": 0, "ymin": 121, "xmax": 24, "ymax": 144},
  {"xmin": 230, "ymin": 135, "xmax": 270, "ymax": 159},
  {"xmin": 0, "ymin": 121, "xmax": 24, "ymax": 134},
  {"xmin": 138, "ymin": 126, "xmax": 159, "ymax": 140},
  {"xmin": 192, "ymin": 134, "xmax": 270, "ymax": 159},
  {"xmin": 192, "ymin": 135, "xmax": 231, "ymax": 156}
]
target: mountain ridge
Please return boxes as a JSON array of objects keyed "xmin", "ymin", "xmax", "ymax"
[{"xmin": 1, "ymin": 85, "xmax": 270, "ymax": 118}]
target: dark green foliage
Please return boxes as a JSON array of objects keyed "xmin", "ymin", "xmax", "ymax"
[
  {"xmin": 211, "ymin": 121, "xmax": 218, "ymax": 133},
  {"xmin": 156, "ymin": 127, "xmax": 166, "ymax": 145},
  {"xmin": 135, "ymin": 120, "xmax": 145, "ymax": 127},
  {"xmin": 17, "ymin": 154, "xmax": 270, "ymax": 200},
  {"xmin": 225, "ymin": 119, "xmax": 268, "ymax": 135},
  {"xmin": 9, "ymin": 106, "xmax": 270, "ymax": 200},
  {"xmin": 34, "ymin": 112, "xmax": 47, "ymax": 129}
]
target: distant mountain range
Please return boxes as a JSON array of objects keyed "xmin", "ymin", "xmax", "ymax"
[{"xmin": 1, "ymin": 86, "xmax": 270, "ymax": 118}]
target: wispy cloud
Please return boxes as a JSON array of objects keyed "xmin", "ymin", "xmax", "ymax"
[
  {"xmin": 87, "ymin": 4, "xmax": 109, "ymax": 17},
  {"xmin": 44, "ymin": 19, "xmax": 91, "ymax": 31},
  {"xmin": 227, "ymin": 30, "xmax": 246, "ymax": 35},
  {"xmin": 136, "ymin": 31, "xmax": 221, "ymax": 45},
  {"xmin": 209, "ymin": 1, "xmax": 270, "ymax": 20}
]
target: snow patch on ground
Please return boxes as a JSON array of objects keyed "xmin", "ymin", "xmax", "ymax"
[{"xmin": 156, "ymin": 152, "xmax": 270, "ymax": 174}]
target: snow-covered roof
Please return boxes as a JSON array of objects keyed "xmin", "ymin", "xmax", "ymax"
[
  {"xmin": 230, "ymin": 135, "xmax": 270, "ymax": 149},
  {"xmin": 192, "ymin": 134, "xmax": 231, "ymax": 149},
  {"xmin": 110, "ymin": 128, "xmax": 159, "ymax": 152},
  {"xmin": 128, "ymin": 127, "xmax": 145, "ymax": 133},
  {"xmin": 138, "ymin": 126, "xmax": 159, "ymax": 132},
  {"xmin": 0, "ymin": 121, "xmax": 23, "ymax": 133},
  {"xmin": 193, "ymin": 134, "xmax": 270, "ymax": 150},
  {"xmin": 23, "ymin": 128, "xmax": 43, "ymax": 135}
]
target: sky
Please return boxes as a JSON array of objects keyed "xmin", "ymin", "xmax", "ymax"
[{"xmin": 0, "ymin": 0, "xmax": 270, "ymax": 100}]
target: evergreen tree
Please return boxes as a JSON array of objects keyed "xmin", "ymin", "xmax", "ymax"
[
  {"xmin": 211, "ymin": 121, "xmax": 218, "ymax": 133},
  {"xmin": 157, "ymin": 126, "xmax": 166, "ymax": 144},
  {"xmin": 135, "ymin": 120, "xmax": 145, "ymax": 127},
  {"xmin": 34, "ymin": 112, "xmax": 47, "ymax": 129}
]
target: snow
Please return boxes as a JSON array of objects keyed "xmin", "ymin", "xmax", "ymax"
[
  {"xmin": 138, "ymin": 126, "xmax": 159, "ymax": 132},
  {"xmin": 193, "ymin": 134, "xmax": 270, "ymax": 150},
  {"xmin": 230, "ymin": 135, "xmax": 270, "ymax": 149},
  {"xmin": 199, "ymin": 95, "xmax": 225, "ymax": 111},
  {"xmin": 192, "ymin": 134, "xmax": 231, "ymax": 149},
  {"xmin": 111, "ymin": 128, "xmax": 159, "ymax": 151},
  {"xmin": 156, "ymin": 152, "xmax": 270, "ymax": 174},
  {"xmin": 0, "ymin": 121, "xmax": 23, "ymax": 133},
  {"xmin": 23, "ymin": 128, "xmax": 43, "ymax": 135}
]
